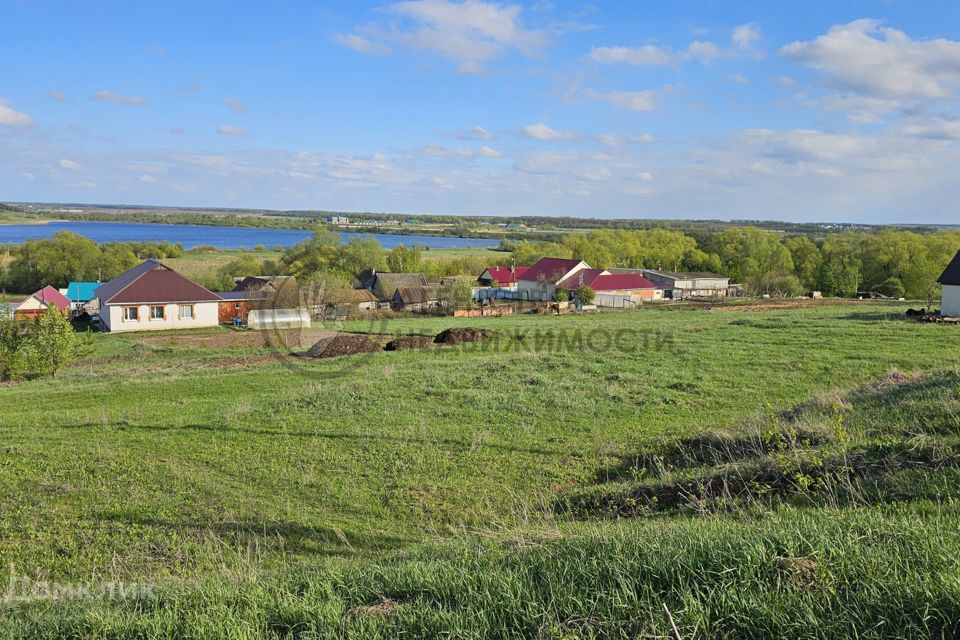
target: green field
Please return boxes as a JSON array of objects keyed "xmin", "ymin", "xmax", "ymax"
[{"xmin": 1, "ymin": 303, "xmax": 959, "ymax": 637}]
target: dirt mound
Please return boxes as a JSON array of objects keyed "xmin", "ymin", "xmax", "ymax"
[
  {"xmin": 384, "ymin": 335, "xmax": 436, "ymax": 351},
  {"xmin": 301, "ymin": 334, "xmax": 382, "ymax": 358},
  {"xmin": 433, "ymin": 327, "xmax": 496, "ymax": 345}
]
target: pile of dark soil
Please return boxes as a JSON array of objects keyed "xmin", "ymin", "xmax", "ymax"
[
  {"xmin": 384, "ymin": 336, "xmax": 436, "ymax": 351},
  {"xmin": 433, "ymin": 327, "xmax": 496, "ymax": 345},
  {"xmin": 300, "ymin": 334, "xmax": 382, "ymax": 358}
]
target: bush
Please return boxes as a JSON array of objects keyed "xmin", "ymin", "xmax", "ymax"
[{"xmin": 575, "ymin": 285, "xmax": 595, "ymax": 306}]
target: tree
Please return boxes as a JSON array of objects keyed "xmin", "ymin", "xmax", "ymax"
[
  {"xmin": 713, "ymin": 227, "xmax": 794, "ymax": 284},
  {"xmin": 27, "ymin": 305, "xmax": 78, "ymax": 378},
  {"xmin": 784, "ymin": 236, "xmax": 823, "ymax": 291},
  {"xmin": 387, "ymin": 244, "xmax": 422, "ymax": 273},
  {"xmin": 441, "ymin": 278, "xmax": 474, "ymax": 310},
  {"xmin": 575, "ymin": 285, "xmax": 595, "ymax": 306},
  {"xmin": 555, "ymin": 288, "xmax": 569, "ymax": 302}
]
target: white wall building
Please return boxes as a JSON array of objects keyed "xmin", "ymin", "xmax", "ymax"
[
  {"xmin": 94, "ymin": 260, "xmax": 222, "ymax": 333},
  {"xmin": 939, "ymin": 251, "xmax": 960, "ymax": 317}
]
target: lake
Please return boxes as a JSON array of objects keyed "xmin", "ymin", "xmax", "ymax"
[{"xmin": 0, "ymin": 221, "xmax": 502, "ymax": 251}]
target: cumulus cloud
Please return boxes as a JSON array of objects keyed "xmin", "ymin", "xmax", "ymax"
[
  {"xmin": 730, "ymin": 73, "xmax": 750, "ymax": 85},
  {"xmin": 334, "ymin": 33, "xmax": 390, "ymax": 54},
  {"xmin": 477, "ymin": 145, "xmax": 501, "ymax": 157},
  {"xmin": 139, "ymin": 174, "xmax": 158, "ymax": 183},
  {"xmin": 337, "ymin": 0, "xmax": 546, "ymax": 70},
  {"xmin": 218, "ymin": 124, "xmax": 247, "ymax": 137},
  {"xmin": 519, "ymin": 123, "xmax": 577, "ymax": 140},
  {"xmin": 0, "ymin": 99, "xmax": 34, "ymax": 127},
  {"xmin": 443, "ymin": 125, "xmax": 494, "ymax": 140},
  {"xmin": 781, "ymin": 19, "xmax": 960, "ymax": 99},
  {"xmin": 90, "ymin": 90, "xmax": 148, "ymax": 106},
  {"xmin": 731, "ymin": 23, "xmax": 761, "ymax": 50},
  {"xmin": 47, "ymin": 90, "xmax": 67, "ymax": 103},
  {"xmin": 686, "ymin": 40, "xmax": 723, "ymax": 62},
  {"xmin": 599, "ymin": 133, "xmax": 654, "ymax": 146},
  {"xmin": 225, "ymin": 98, "xmax": 247, "ymax": 113},
  {"xmin": 588, "ymin": 44, "xmax": 671, "ymax": 66},
  {"xmin": 58, "ymin": 158, "xmax": 84, "ymax": 171},
  {"xmin": 587, "ymin": 88, "xmax": 657, "ymax": 111}
]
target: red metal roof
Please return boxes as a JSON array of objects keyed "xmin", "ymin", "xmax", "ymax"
[
  {"xmin": 518, "ymin": 258, "xmax": 586, "ymax": 284},
  {"xmin": 589, "ymin": 273, "xmax": 656, "ymax": 291},
  {"xmin": 557, "ymin": 269, "xmax": 604, "ymax": 289},
  {"xmin": 482, "ymin": 266, "xmax": 529, "ymax": 284},
  {"xmin": 32, "ymin": 285, "xmax": 72, "ymax": 311},
  {"xmin": 96, "ymin": 260, "xmax": 221, "ymax": 304}
]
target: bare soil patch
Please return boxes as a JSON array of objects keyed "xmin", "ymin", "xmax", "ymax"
[
  {"xmin": 133, "ymin": 328, "xmax": 339, "ymax": 350},
  {"xmin": 434, "ymin": 327, "xmax": 496, "ymax": 345},
  {"xmin": 301, "ymin": 334, "xmax": 383, "ymax": 358},
  {"xmin": 384, "ymin": 335, "xmax": 436, "ymax": 351}
]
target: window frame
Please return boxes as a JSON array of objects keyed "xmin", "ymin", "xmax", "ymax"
[
  {"xmin": 179, "ymin": 304, "xmax": 194, "ymax": 320},
  {"xmin": 122, "ymin": 306, "xmax": 139, "ymax": 322},
  {"xmin": 149, "ymin": 305, "xmax": 165, "ymax": 321}
]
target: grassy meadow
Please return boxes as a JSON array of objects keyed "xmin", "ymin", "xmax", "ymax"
[{"xmin": 1, "ymin": 302, "xmax": 959, "ymax": 637}]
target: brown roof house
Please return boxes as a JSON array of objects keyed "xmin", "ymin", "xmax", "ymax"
[{"xmin": 94, "ymin": 259, "xmax": 222, "ymax": 332}]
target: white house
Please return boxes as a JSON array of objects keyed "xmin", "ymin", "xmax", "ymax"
[
  {"xmin": 94, "ymin": 259, "xmax": 222, "ymax": 333},
  {"xmin": 939, "ymin": 250, "xmax": 960, "ymax": 317},
  {"xmin": 516, "ymin": 258, "xmax": 591, "ymax": 301}
]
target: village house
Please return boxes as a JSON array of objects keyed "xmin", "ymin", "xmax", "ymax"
[
  {"xmin": 94, "ymin": 259, "xmax": 222, "ymax": 333},
  {"xmin": 558, "ymin": 270, "xmax": 660, "ymax": 301},
  {"xmin": 354, "ymin": 269, "xmax": 430, "ymax": 301},
  {"xmin": 516, "ymin": 258, "xmax": 591, "ymax": 301},
  {"xmin": 13, "ymin": 285, "xmax": 71, "ymax": 319},
  {"xmin": 60, "ymin": 281, "xmax": 101, "ymax": 314},
  {"xmin": 626, "ymin": 269, "xmax": 730, "ymax": 300},
  {"xmin": 391, "ymin": 285, "xmax": 443, "ymax": 312},
  {"xmin": 477, "ymin": 266, "xmax": 529, "ymax": 288},
  {"xmin": 939, "ymin": 250, "xmax": 960, "ymax": 317}
]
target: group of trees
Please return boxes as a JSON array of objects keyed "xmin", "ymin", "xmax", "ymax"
[
  {"xmin": 505, "ymin": 227, "xmax": 960, "ymax": 302},
  {"xmin": 0, "ymin": 232, "xmax": 186, "ymax": 293},
  {"xmin": 0, "ymin": 305, "xmax": 78, "ymax": 381}
]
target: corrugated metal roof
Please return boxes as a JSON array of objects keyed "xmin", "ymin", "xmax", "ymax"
[
  {"xmin": 589, "ymin": 274, "xmax": 656, "ymax": 291},
  {"xmin": 481, "ymin": 266, "xmax": 529, "ymax": 284},
  {"xmin": 96, "ymin": 260, "xmax": 221, "ymax": 304},
  {"xmin": 518, "ymin": 258, "xmax": 586, "ymax": 284},
  {"xmin": 29, "ymin": 286, "xmax": 71, "ymax": 312},
  {"xmin": 65, "ymin": 281, "xmax": 100, "ymax": 302}
]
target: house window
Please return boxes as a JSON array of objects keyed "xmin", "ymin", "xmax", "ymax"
[
  {"xmin": 150, "ymin": 305, "xmax": 165, "ymax": 320},
  {"xmin": 179, "ymin": 305, "xmax": 194, "ymax": 320},
  {"xmin": 123, "ymin": 306, "xmax": 139, "ymax": 321}
]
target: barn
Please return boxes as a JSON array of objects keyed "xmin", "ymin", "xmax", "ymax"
[{"xmin": 939, "ymin": 250, "xmax": 960, "ymax": 317}]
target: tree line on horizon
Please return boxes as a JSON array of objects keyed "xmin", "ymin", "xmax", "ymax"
[{"xmin": 2, "ymin": 226, "xmax": 958, "ymax": 304}]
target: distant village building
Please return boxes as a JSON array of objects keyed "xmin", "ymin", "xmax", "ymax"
[
  {"xmin": 94, "ymin": 259, "xmax": 222, "ymax": 332},
  {"xmin": 328, "ymin": 215, "xmax": 350, "ymax": 225},
  {"xmin": 558, "ymin": 270, "xmax": 660, "ymax": 301},
  {"xmin": 355, "ymin": 270, "xmax": 430, "ymax": 301},
  {"xmin": 477, "ymin": 266, "xmax": 529, "ymax": 288},
  {"xmin": 516, "ymin": 258, "xmax": 591, "ymax": 301},
  {"xmin": 60, "ymin": 281, "xmax": 101, "ymax": 315},
  {"xmin": 391, "ymin": 285, "xmax": 443, "ymax": 312},
  {"xmin": 13, "ymin": 286, "xmax": 71, "ymax": 319},
  {"xmin": 939, "ymin": 250, "xmax": 960, "ymax": 317},
  {"xmin": 626, "ymin": 269, "xmax": 730, "ymax": 300}
]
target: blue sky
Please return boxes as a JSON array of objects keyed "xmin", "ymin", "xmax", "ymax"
[{"xmin": 2, "ymin": 0, "xmax": 960, "ymax": 223}]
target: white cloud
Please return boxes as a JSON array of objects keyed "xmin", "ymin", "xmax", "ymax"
[
  {"xmin": 0, "ymin": 99, "xmax": 34, "ymax": 127},
  {"xmin": 731, "ymin": 23, "xmax": 761, "ymax": 50},
  {"xmin": 900, "ymin": 118, "xmax": 960, "ymax": 141},
  {"xmin": 218, "ymin": 124, "xmax": 247, "ymax": 137},
  {"xmin": 47, "ymin": 90, "xmax": 66, "ymax": 103},
  {"xmin": 583, "ymin": 88, "xmax": 658, "ymax": 111},
  {"xmin": 781, "ymin": 19, "xmax": 960, "ymax": 99},
  {"xmin": 600, "ymin": 133, "xmax": 655, "ymax": 146},
  {"xmin": 58, "ymin": 158, "xmax": 84, "ymax": 171},
  {"xmin": 456, "ymin": 60, "xmax": 485, "ymax": 75},
  {"xmin": 442, "ymin": 125, "xmax": 495, "ymax": 140},
  {"xmin": 139, "ymin": 174, "xmax": 158, "ymax": 183},
  {"xmin": 730, "ymin": 73, "xmax": 750, "ymax": 85},
  {"xmin": 588, "ymin": 44, "xmax": 671, "ymax": 66},
  {"xmin": 519, "ymin": 123, "xmax": 577, "ymax": 140},
  {"xmin": 477, "ymin": 145, "xmax": 501, "ymax": 157},
  {"xmin": 340, "ymin": 0, "xmax": 546, "ymax": 68},
  {"xmin": 90, "ymin": 90, "xmax": 148, "ymax": 106},
  {"xmin": 686, "ymin": 40, "xmax": 723, "ymax": 62},
  {"xmin": 67, "ymin": 181, "xmax": 98, "ymax": 189},
  {"xmin": 225, "ymin": 98, "xmax": 247, "ymax": 113},
  {"xmin": 771, "ymin": 75, "xmax": 796, "ymax": 88},
  {"xmin": 334, "ymin": 33, "xmax": 390, "ymax": 54}
]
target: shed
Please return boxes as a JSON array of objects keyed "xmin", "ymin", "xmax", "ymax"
[
  {"xmin": 391, "ymin": 285, "xmax": 443, "ymax": 312},
  {"xmin": 13, "ymin": 286, "xmax": 71, "ymax": 318},
  {"xmin": 247, "ymin": 308, "xmax": 311, "ymax": 330},
  {"xmin": 939, "ymin": 250, "xmax": 960, "ymax": 317}
]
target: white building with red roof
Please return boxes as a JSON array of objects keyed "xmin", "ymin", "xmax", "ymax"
[
  {"xmin": 13, "ymin": 285, "xmax": 72, "ymax": 319},
  {"xmin": 477, "ymin": 266, "xmax": 530, "ymax": 288},
  {"xmin": 94, "ymin": 259, "xmax": 223, "ymax": 332},
  {"xmin": 516, "ymin": 258, "xmax": 591, "ymax": 301}
]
